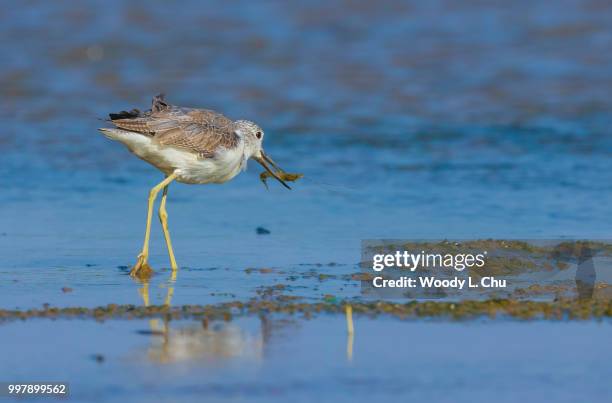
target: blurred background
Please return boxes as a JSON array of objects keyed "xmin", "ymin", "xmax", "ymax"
[
  {"xmin": 2, "ymin": 0, "xmax": 612, "ymax": 281},
  {"xmin": 1, "ymin": 3, "xmax": 612, "ymax": 401}
]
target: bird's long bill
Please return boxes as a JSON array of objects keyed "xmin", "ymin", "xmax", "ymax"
[
  {"xmin": 261, "ymin": 150, "xmax": 283, "ymax": 172},
  {"xmin": 255, "ymin": 151, "xmax": 291, "ymax": 190}
]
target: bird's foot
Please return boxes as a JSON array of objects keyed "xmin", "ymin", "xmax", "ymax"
[{"xmin": 130, "ymin": 254, "xmax": 154, "ymax": 280}]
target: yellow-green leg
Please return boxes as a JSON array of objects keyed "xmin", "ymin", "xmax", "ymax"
[
  {"xmin": 158, "ymin": 184, "xmax": 178, "ymax": 272},
  {"xmin": 131, "ymin": 172, "xmax": 178, "ymax": 277}
]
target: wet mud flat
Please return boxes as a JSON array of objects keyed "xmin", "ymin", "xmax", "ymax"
[
  {"xmin": 1, "ymin": 239, "xmax": 611, "ymax": 402},
  {"xmin": 1, "ymin": 298, "xmax": 611, "ymax": 323},
  {"xmin": 3, "ymin": 239, "xmax": 611, "ymax": 312}
]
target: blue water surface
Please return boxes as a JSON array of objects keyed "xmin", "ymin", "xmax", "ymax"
[{"xmin": 0, "ymin": 1, "xmax": 611, "ymax": 401}]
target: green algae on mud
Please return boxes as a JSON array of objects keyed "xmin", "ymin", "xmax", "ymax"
[{"xmin": 1, "ymin": 299, "xmax": 611, "ymax": 323}]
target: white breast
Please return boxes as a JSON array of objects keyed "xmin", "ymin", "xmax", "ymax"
[
  {"xmin": 175, "ymin": 146, "xmax": 247, "ymax": 184},
  {"xmin": 101, "ymin": 128, "xmax": 247, "ymax": 184}
]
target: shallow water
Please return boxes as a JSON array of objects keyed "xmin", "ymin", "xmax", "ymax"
[
  {"xmin": 2, "ymin": 1, "xmax": 612, "ymax": 308},
  {"xmin": 1, "ymin": 317, "xmax": 610, "ymax": 402},
  {"xmin": 2, "ymin": 0, "xmax": 612, "ymax": 401}
]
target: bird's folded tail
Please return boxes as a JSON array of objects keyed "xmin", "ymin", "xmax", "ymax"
[{"xmin": 98, "ymin": 127, "xmax": 130, "ymax": 140}]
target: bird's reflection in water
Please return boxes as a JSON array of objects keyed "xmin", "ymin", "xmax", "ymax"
[
  {"xmin": 136, "ymin": 273, "xmax": 356, "ymax": 364},
  {"xmin": 146, "ymin": 319, "xmax": 264, "ymax": 364},
  {"xmin": 346, "ymin": 305, "xmax": 354, "ymax": 362},
  {"xmin": 136, "ymin": 272, "xmax": 266, "ymax": 364},
  {"xmin": 138, "ymin": 269, "xmax": 176, "ymax": 308}
]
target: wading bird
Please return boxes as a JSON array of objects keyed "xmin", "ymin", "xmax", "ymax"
[{"xmin": 99, "ymin": 94, "xmax": 291, "ymax": 278}]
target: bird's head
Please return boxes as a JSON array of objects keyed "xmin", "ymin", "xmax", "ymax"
[{"xmin": 235, "ymin": 120, "xmax": 290, "ymax": 189}]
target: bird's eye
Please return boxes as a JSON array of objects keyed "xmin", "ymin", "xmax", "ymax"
[{"xmin": 256, "ymin": 131, "xmax": 262, "ymax": 139}]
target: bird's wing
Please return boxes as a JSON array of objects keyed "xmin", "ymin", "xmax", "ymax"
[
  {"xmin": 149, "ymin": 108, "xmax": 240, "ymax": 158},
  {"xmin": 109, "ymin": 96, "xmax": 240, "ymax": 158}
]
